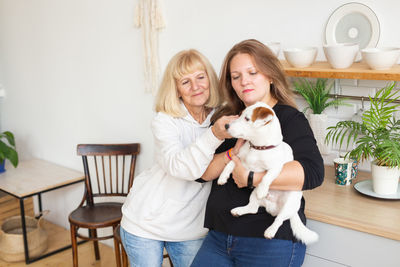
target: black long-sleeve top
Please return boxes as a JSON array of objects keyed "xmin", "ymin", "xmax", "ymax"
[{"xmin": 204, "ymin": 104, "xmax": 324, "ymax": 242}]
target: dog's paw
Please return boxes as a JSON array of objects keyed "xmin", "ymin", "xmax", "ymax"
[
  {"xmin": 264, "ymin": 227, "xmax": 278, "ymax": 239},
  {"xmin": 217, "ymin": 177, "xmax": 228, "ymax": 185},
  {"xmin": 231, "ymin": 207, "xmax": 244, "ymax": 217},
  {"xmin": 256, "ymin": 186, "xmax": 269, "ymax": 199}
]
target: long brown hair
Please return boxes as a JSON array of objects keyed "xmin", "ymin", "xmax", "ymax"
[{"xmin": 212, "ymin": 39, "xmax": 296, "ymax": 122}]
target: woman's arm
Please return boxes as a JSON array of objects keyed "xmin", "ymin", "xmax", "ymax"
[
  {"xmin": 200, "ymin": 138, "xmax": 245, "ymax": 181},
  {"xmin": 231, "ymin": 156, "xmax": 304, "ymax": 190},
  {"xmin": 199, "ymin": 152, "xmax": 229, "ymax": 181},
  {"xmin": 153, "ymin": 113, "xmax": 236, "ymax": 181},
  {"xmin": 231, "ymin": 107, "xmax": 324, "ymax": 191}
]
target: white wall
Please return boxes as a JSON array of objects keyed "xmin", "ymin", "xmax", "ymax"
[{"xmin": 1, "ymin": 0, "xmax": 400, "ymax": 228}]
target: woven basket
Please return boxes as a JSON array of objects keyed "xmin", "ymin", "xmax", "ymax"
[{"xmin": 0, "ymin": 214, "xmax": 48, "ymax": 262}]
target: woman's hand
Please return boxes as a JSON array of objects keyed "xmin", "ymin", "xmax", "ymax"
[
  {"xmin": 231, "ymin": 155, "xmax": 250, "ymax": 188},
  {"xmin": 212, "ymin": 115, "xmax": 238, "ymax": 140},
  {"xmin": 232, "ymin": 138, "xmax": 245, "ymax": 155},
  {"xmin": 231, "ymin": 147, "xmax": 266, "ymax": 188}
]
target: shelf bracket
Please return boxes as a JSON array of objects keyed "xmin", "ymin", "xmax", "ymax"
[{"xmin": 334, "ymin": 79, "xmax": 341, "ymax": 110}]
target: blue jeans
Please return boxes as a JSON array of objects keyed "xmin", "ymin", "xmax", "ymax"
[
  {"xmin": 191, "ymin": 230, "xmax": 306, "ymax": 267},
  {"xmin": 120, "ymin": 226, "xmax": 204, "ymax": 267}
]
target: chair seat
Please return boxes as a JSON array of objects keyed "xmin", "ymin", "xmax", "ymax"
[{"xmin": 69, "ymin": 202, "xmax": 123, "ymax": 228}]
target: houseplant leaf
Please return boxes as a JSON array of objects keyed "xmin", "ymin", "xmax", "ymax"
[
  {"xmin": 326, "ymin": 82, "xmax": 400, "ymax": 167},
  {"xmin": 293, "ymin": 78, "xmax": 349, "ymax": 115},
  {"xmin": 0, "ymin": 131, "xmax": 19, "ymax": 168}
]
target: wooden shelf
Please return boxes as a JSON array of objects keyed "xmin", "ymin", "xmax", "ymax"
[{"xmin": 281, "ymin": 61, "xmax": 400, "ymax": 81}]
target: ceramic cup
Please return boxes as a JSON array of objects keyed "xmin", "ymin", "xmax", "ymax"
[{"xmin": 334, "ymin": 158, "xmax": 358, "ymax": 186}]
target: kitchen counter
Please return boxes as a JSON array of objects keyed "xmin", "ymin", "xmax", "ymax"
[{"xmin": 303, "ymin": 165, "xmax": 400, "ymax": 241}]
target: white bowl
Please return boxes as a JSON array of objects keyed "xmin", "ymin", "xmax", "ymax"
[
  {"xmin": 323, "ymin": 43, "xmax": 359, "ymax": 69},
  {"xmin": 283, "ymin": 47, "xmax": 317, "ymax": 68},
  {"xmin": 265, "ymin": 42, "xmax": 281, "ymax": 57},
  {"xmin": 361, "ymin": 47, "xmax": 400, "ymax": 70}
]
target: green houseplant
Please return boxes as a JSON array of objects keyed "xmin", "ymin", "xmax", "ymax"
[
  {"xmin": 325, "ymin": 82, "xmax": 400, "ymax": 195},
  {"xmin": 0, "ymin": 131, "xmax": 18, "ymax": 172},
  {"xmin": 293, "ymin": 78, "xmax": 347, "ymax": 114},
  {"xmin": 293, "ymin": 78, "xmax": 348, "ymax": 154}
]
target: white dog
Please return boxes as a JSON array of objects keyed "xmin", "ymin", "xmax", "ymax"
[{"xmin": 218, "ymin": 102, "xmax": 318, "ymax": 244}]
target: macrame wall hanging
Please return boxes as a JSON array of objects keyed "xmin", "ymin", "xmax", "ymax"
[{"xmin": 134, "ymin": 0, "xmax": 166, "ymax": 95}]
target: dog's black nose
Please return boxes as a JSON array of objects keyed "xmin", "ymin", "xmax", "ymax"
[{"xmin": 225, "ymin": 124, "xmax": 230, "ymax": 130}]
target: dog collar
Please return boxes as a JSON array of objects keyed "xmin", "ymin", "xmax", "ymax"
[{"xmin": 249, "ymin": 142, "xmax": 276, "ymax": 150}]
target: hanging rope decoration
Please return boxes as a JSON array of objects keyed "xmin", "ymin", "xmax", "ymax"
[{"xmin": 134, "ymin": 0, "xmax": 166, "ymax": 95}]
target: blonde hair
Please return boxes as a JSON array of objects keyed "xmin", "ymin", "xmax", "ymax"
[
  {"xmin": 212, "ymin": 39, "xmax": 296, "ymax": 122},
  {"xmin": 155, "ymin": 49, "xmax": 221, "ymax": 117}
]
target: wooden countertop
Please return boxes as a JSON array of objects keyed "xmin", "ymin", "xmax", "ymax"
[
  {"xmin": 281, "ymin": 61, "xmax": 400, "ymax": 81},
  {"xmin": 303, "ymin": 165, "xmax": 400, "ymax": 241}
]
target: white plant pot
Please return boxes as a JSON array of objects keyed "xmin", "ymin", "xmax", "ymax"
[
  {"xmin": 308, "ymin": 113, "xmax": 330, "ymax": 155},
  {"xmin": 371, "ymin": 162, "xmax": 400, "ymax": 195}
]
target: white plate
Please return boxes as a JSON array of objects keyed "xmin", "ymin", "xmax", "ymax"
[
  {"xmin": 325, "ymin": 3, "xmax": 380, "ymax": 49},
  {"xmin": 354, "ymin": 180, "xmax": 400, "ymax": 200}
]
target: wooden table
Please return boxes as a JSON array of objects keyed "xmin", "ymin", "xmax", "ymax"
[
  {"xmin": 0, "ymin": 159, "xmax": 84, "ymax": 264},
  {"xmin": 304, "ymin": 165, "xmax": 400, "ymax": 241}
]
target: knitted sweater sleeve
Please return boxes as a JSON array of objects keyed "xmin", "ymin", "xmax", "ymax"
[
  {"xmin": 279, "ymin": 106, "xmax": 324, "ymax": 190},
  {"xmin": 151, "ymin": 112, "xmax": 223, "ymax": 181}
]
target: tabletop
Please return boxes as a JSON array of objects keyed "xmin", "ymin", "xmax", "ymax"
[
  {"xmin": 304, "ymin": 165, "xmax": 400, "ymax": 241},
  {"xmin": 0, "ymin": 159, "xmax": 84, "ymax": 198}
]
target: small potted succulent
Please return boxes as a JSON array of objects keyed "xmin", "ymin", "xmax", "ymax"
[
  {"xmin": 293, "ymin": 78, "xmax": 348, "ymax": 154},
  {"xmin": 0, "ymin": 131, "xmax": 18, "ymax": 173},
  {"xmin": 325, "ymin": 82, "xmax": 400, "ymax": 195}
]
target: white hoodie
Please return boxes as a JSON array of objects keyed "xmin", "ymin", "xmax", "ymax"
[{"xmin": 121, "ymin": 104, "xmax": 223, "ymax": 241}]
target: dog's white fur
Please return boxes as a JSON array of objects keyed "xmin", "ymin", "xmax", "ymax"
[{"xmin": 218, "ymin": 102, "xmax": 318, "ymax": 244}]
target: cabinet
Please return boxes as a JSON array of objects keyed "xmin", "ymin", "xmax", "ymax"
[
  {"xmin": 303, "ymin": 220, "xmax": 400, "ymax": 267},
  {"xmin": 301, "ymin": 167, "xmax": 400, "ymax": 267}
]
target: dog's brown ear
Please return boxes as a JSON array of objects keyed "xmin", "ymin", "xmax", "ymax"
[{"xmin": 251, "ymin": 107, "xmax": 273, "ymax": 122}]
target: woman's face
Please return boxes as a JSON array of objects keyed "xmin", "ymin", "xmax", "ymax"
[
  {"xmin": 177, "ymin": 70, "xmax": 210, "ymax": 111},
  {"xmin": 230, "ymin": 53, "xmax": 273, "ymax": 107}
]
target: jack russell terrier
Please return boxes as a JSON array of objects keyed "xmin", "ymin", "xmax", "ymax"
[{"xmin": 218, "ymin": 102, "xmax": 318, "ymax": 244}]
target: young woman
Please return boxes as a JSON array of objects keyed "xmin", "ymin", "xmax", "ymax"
[
  {"xmin": 191, "ymin": 39, "xmax": 324, "ymax": 267},
  {"xmin": 120, "ymin": 49, "xmax": 236, "ymax": 267}
]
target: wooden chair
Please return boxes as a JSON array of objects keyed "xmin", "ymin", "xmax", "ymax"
[
  {"xmin": 69, "ymin": 143, "xmax": 140, "ymax": 267},
  {"xmin": 114, "ymin": 224, "xmax": 174, "ymax": 267},
  {"xmin": 113, "ymin": 224, "xmax": 128, "ymax": 267}
]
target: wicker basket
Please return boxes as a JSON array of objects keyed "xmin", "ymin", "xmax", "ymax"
[{"xmin": 0, "ymin": 214, "xmax": 48, "ymax": 262}]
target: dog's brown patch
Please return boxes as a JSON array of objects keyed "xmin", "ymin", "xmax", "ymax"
[{"xmin": 251, "ymin": 107, "xmax": 273, "ymax": 123}]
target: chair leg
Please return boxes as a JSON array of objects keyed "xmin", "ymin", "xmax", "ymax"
[
  {"xmin": 168, "ymin": 255, "xmax": 173, "ymax": 267},
  {"xmin": 113, "ymin": 225, "xmax": 121, "ymax": 267},
  {"xmin": 70, "ymin": 224, "xmax": 78, "ymax": 267},
  {"xmin": 121, "ymin": 247, "xmax": 128, "ymax": 267},
  {"xmin": 90, "ymin": 229, "xmax": 100, "ymax": 260}
]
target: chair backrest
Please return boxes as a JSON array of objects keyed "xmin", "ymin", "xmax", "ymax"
[{"xmin": 77, "ymin": 143, "xmax": 140, "ymax": 206}]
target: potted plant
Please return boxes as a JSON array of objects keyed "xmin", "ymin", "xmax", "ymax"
[
  {"xmin": 0, "ymin": 131, "xmax": 18, "ymax": 173},
  {"xmin": 293, "ymin": 78, "xmax": 348, "ymax": 154},
  {"xmin": 325, "ymin": 82, "xmax": 400, "ymax": 195}
]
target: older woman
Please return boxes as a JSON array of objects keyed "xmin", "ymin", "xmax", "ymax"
[
  {"xmin": 191, "ymin": 39, "xmax": 324, "ymax": 267},
  {"xmin": 120, "ymin": 49, "xmax": 235, "ymax": 267}
]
